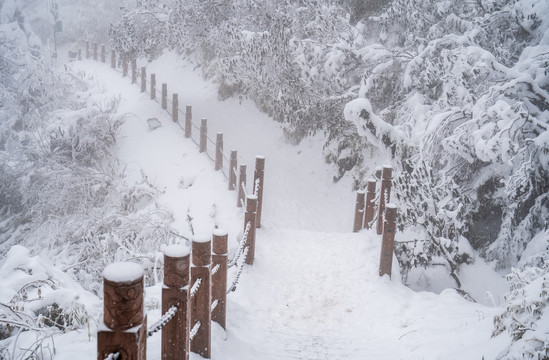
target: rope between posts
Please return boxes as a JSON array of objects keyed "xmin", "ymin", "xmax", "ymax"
[
  {"xmin": 227, "ymin": 246, "xmax": 249, "ymax": 293},
  {"xmin": 254, "ymin": 177, "xmax": 260, "ymax": 195},
  {"xmin": 189, "ymin": 321, "xmax": 201, "ymax": 341},
  {"xmin": 104, "ymin": 352, "xmax": 120, "ymax": 360},
  {"xmin": 211, "ymin": 299, "xmax": 218, "ymax": 312},
  {"xmin": 190, "ymin": 278, "xmax": 202, "ymax": 298},
  {"xmin": 211, "ymin": 264, "xmax": 220, "ymax": 275},
  {"xmin": 228, "ymin": 221, "xmax": 251, "ymax": 268},
  {"xmin": 147, "ymin": 305, "xmax": 178, "ymax": 337}
]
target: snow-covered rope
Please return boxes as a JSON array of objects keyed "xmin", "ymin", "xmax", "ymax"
[
  {"xmin": 190, "ymin": 278, "xmax": 202, "ymax": 298},
  {"xmin": 211, "ymin": 299, "xmax": 218, "ymax": 312},
  {"xmin": 227, "ymin": 246, "xmax": 249, "ymax": 293},
  {"xmin": 228, "ymin": 221, "xmax": 252, "ymax": 268},
  {"xmin": 254, "ymin": 177, "xmax": 260, "ymax": 195},
  {"xmin": 241, "ymin": 181, "xmax": 248, "ymax": 197},
  {"xmin": 104, "ymin": 352, "xmax": 120, "ymax": 360},
  {"xmin": 147, "ymin": 305, "xmax": 178, "ymax": 337},
  {"xmin": 211, "ymin": 264, "xmax": 220, "ymax": 275},
  {"xmin": 189, "ymin": 321, "xmax": 201, "ymax": 341}
]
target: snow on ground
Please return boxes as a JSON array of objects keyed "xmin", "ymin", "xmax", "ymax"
[{"xmin": 48, "ymin": 54, "xmax": 511, "ymax": 359}]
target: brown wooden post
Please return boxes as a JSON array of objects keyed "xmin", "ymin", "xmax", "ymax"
[
  {"xmin": 101, "ymin": 44, "xmax": 106, "ymax": 63},
  {"xmin": 98, "ymin": 262, "xmax": 147, "ymax": 360},
  {"xmin": 132, "ymin": 59, "xmax": 137, "ymax": 84},
  {"xmin": 185, "ymin": 105, "xmax": 192, "ymax": 138},
  {"xmin": 244, "ymin": 195, "xmax": 258, "ymax": 265},
  {"xmin": 190, "ymin": 238, "xmax": 212, "ymax": 359},
  {"xmin": 211, "ymin": 230, "xmax": 228, "ymax": 330},
  {"xmin": 353, "ymin": 190, "xmax": 365, "ymax": 232},
  {"xmin": 229, "ymin": 150, "xmax": 237, "ymax": 191},
  {"xmin": 141, "ymin": 67, "xmax": 146, "ymax": 92},
  {"xmin": 379, "ymin": 204, "xmax": 397, "ymax": 277},
  {"xmin": 85, "ymin": 40, "xmax": 90, "ymax": 59},
  {"xmin": 364, "ymin": 179, "xmax": 376, "ymax": 229},
  {"xmin": 93, "ymin": 42, "xmax": 98, "ymax": 61},
  {"xmin": 376, "ymin": 165, "xmax": 393, "ymax": 235},
  {"xmin": 162, "ymin": 83, "xmax": 167, "ymax": 109},
  {"xmin": 237, "ymin": 164, "xmax": 247, "ymax": 208},
  {"xmin": 77, "ymin": 48, "xmax": 82, "ymax": 61},
  {"xmin": 162, "ymin": 245, "xmax": 190, "ymax": 360},
  {"xmin": 122, "ymin": 57, "xmax": 128, "ymax": 78},
  {"xmin": 253, "ymin": 156, "xmax": 265, "ymax": 228},
  {"xmin": 110, "ymin": 50, "xmax": 116, "ymax": 69},
  {"xmin": 172, "ymin": 94, "xmax": 179, "ymax": 122},
  {"xmin": 199, "ymin": 119, "xmax": 207, "ymax": 153},
  {"xmin": 150, "ymin": 74, "xmax": 156, "ymax": 100},
  {"xmin": 215, "ymin": 133, "xmax": 223, "ymax": 171}
]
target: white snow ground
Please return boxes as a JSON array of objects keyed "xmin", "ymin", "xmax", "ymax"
[{"xmin": 49, "ymin": 54, "xmax": 511, "ymax": 359}]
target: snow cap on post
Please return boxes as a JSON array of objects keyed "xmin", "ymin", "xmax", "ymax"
[
  {"xmin": 103, "ymin": 262, "xmax": 144, "ymax": 283},
  {"xmin": 163, "ymin": 244, "xmax": 190, "ymax": 258}
]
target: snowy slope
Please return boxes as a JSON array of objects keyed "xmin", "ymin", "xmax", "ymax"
[{"xmin": 45, "ymin": 56, "xmax": 511, "ymax": 360}]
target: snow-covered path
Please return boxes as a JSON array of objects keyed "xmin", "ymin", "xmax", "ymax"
[{"xmin": 65, "ymin": 55, "xmax": 506, "ymax": 360}]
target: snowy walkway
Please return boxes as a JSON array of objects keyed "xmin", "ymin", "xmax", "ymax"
[{"xmin": 66, "ymin": 55, "xmax": 505, "ymax": 360}]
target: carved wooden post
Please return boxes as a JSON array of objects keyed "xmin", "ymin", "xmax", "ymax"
[
  {"xmin": 353, "ymin": 190, "xmax": 365, "ymax": 232},
  {"xmin": 211, "ymin": 230, "xmax": 228, "ymax": 330},
  {"xmin": 98, "ymin": 262, "xmax": 147, "ymax": 360},
  {"xmin": 172, "ymin": 94, "xmax": 179, "ymax": 122},
  {"xmin": 229, "ymin": 150, "xmax": 237, "ymax": 191},
  {"xmin": 150, "ymin": 74, "xmax": 156, "ymax": 100},
  {"xmin": 190, "ymin": 238, "xmax": 211, "ymax": 359},
  {"xmin": 376, "ymin": 165, "xmax": 393, "ymax": 235},
  {"xmin": 379, "ymin": 204, "xmax": 397, "ymax": 277},
  {"xmin": 253, "ymin": 156, "xmax": 265, "ymax": 228},
  {"xmin": 132, "ymin": 59, "xmax": 137, "ymax": 84},
  {"xmin": 85, "ymin": 40, "xmax": 89, "ymax": 59},
  {"xmin": 77, "ymin": 48, "xmax": 82, "ymax": 61},
  {"xmin": 162, "ymin": 245, "xmax": 190, "ymax": 360},
  {"xmin": 110, "ymin": 50, "xmax": 116, "ymax": 68},
  {"xmin": 122, "ymin": 57, "xmax": 128, "ymax": 78},
  {"xmin": 137, "ymin": 67, "xmax": 145, "ymax": 93},
  {"xmin": 185, "ymin": 106, "xmax": 192, "ymax": 138},
  {"xmin": 237, "ymin": 164, "xmax": 247, "ymax": 208},
  {"xmin": 199, "ymin": 119, "xmax": 207, "ymax": 153},
  {"xmin": 93, "ymin": 42, "xmax": 98, "ymax": 61},
  {"xmin": 244, "ymin": 195, "xmax": 258, "ymax": 265},
  {"xmin": 364, "ymin": 179, "xmax": 376, "ymax": 229},
  {"xmin": 101, "ymin": 45, "xmax": 106, "ymax": 63},
  {"xmin": 215, "ymin": 133, "xmax": 223, "ymax": 171},
  {"xmin": 162, "ymin": 83, "xmax": 167, "ymax": 110}
]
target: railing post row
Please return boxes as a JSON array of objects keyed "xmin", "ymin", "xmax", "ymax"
[
  {"xmin": 253, "ymin": 156, "xmax": 265, "ymax": 228},
  {"xmin": 141, "ymin": 67, "xmax": 146, "ymax": 93},
  {"xmin": 376, "ymin": 165, "xmax": 393, "ymax": 235},
  {"xmin": 190, "ymin": 238, "xmax": 212, "ymax": 359},
  {"xmin": 122, "ymin": 57, "xmax": 128, "ymax": 78},
  {"xmin": 162, "ymin": 246, "xmax": 190, "ymax": 360},
  {"xmin": 97, "ymin": 262, "xmax": 147, "ymax": 360}
]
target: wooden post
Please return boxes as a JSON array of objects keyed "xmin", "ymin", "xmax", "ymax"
[
  {"xmin": 353, "ymin": 190, "xmax": 365, "ymax": 232},
  {"xmin": 110, "ymin": 50, "xmax": 116, "ymax": 69},
  {"xmin": 98, "ymin": 262, "xmax": 147, "ymax": 360},
  {"xmin": 185, "ymin": 105, "xmax": 192, "ymax": 138},
  {"xmin": 77, "ymin": 48, "xmax": 82, "ymax": 61},
  {"xmin": 190, "ymin": 238, "xmax": 212, "ymax": 359},
  {"xmin": 253, "ymin": 156, "xmax": 265, "ymax": 228},
  {"xmin": 211, "ymin": 230, "xmax": 228, "ymax": 330},
  {"xmin": 101, "ymin": 44, "xmax": 106, "ymax": 63},
  {"xmin": 85, "ymin": 40, "xmax": 89, "ymax": 59},
  {"xmin": 93, "ymin": 42, "xmax": 98, "ymax": 61},
  {"xmin": 199, "ymin": 119, "xmax": 207, "ymax": 153},
  {"xmin": 379, "ymin": 204, "xmax": 397, "ymax": 277},
  {"xmin": 376, "ymin": 165, "xmax": 393, "ymax": 235},
  {"xmin": 141, "ymin": 67, "xmax": 146, "ymax": 93},
  {"xmin": 132, "ymin": 59, "xmax": 137, "ymax": 84},
  {"xmin": 150, "ymin": 74, "xmax": 156, "ymax": 100},
  {"xmin": 237, "ymin": 164, "xmax": 246, "ymax": 208},
  {"xmin": 244, "ymin": 195, "xmax": 258, "ymax": 265},
  {"xmin": 122, "ymin": 57, "xmax": 128, "ymax": 78},
  {"xmin": 172, "ymin": 94, "xmax": 179, "ymax": 122},
  {"xmin": 162, "ymin": 83, "xmax": 167, "ymax": 110},
  {"xmin": 364, "ymin": 179, "xmax": 376, "ymax": 229},
  {"xmin": 229, "ymin": 150, "xmax": 237, "ymax": 191},
  {"xmin": 162, "ymin": 245, "xmax": 190, "ymax": 360},
  {"xmin": 215, "ymin": 133, "xmax": 223, "ymax": 171}
]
